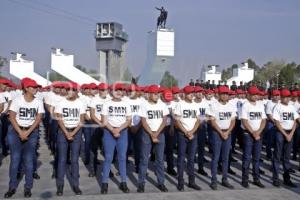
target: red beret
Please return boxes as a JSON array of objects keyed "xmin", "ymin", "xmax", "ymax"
[
  {"xmin": 89, "ymin": 83, "xmax": 97, "ymax": 90},
  {"xmin": 98, "ymin": 83, "xmax": 109, "ymax": 90},
  {"xmin": 21, "ymin": 78, "xmax": 38, "ymax": 88},
  {"xmin": 236, "ymin": 89, "xmax": 244, "ymax": 94},
  {"xmin": 205, "ymin": 89, "xmax": 214, "ymax": 95},
  {"xmin": 111, "ymin": 83, "xmax": 124, "ymax": 90},
  {"xmin": 148, "ymin": 85, "xmax": 160, "ymax": 93},
  {"xmin": 194, "ymin": 86, "xmax": 204, "ymax": 93},
  {"xmin": 291, "ymin": 91, "xmax": 298, "ymax": 97},
  {"xmin": 281, "ymin": 89, "xmax": 291, "ymax": 97},
  {"xmin": 66, "ymin": 82, "xmax": 79, "ymax": 90},
  {"xmin": 229, "ymin": 90, "xmax": 236, "ymax": 95},
  {"xmin": 218, "ymin": 86, "xmax": 230, "ymax": 94},
  {"xmin": 183, "ymin": 85, "xmax": 194, "ymax": 94},
  {"xmin": 0, "ymin": 79, "xmax": 10, "ymax": 85},
  {"xmin": 272, "ymin": 90, "xmax": 280, "ymax": 96},
  {"xmin": 248, "ymin": 86, "xmax": 260, "ymax": 95},
  {"xmin": 171, "ymin": 86, "xmax": 180, "ymax": 94}
]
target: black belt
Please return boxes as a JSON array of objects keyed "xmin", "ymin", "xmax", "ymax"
[
  {"xmin": 221, "ymin": 129, "xmax": 228, "ymax": 132},
  {"xmin": 19, "ymin": 126, "xmax": 31, "ymax": 131},
  {"xmin": 66, "ymin": 127, "xmax": 76, "ymax": 132}
]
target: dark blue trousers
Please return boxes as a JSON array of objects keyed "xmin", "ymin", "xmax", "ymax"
[
  {"xmin": 242, "ymin": 132, "xmax": 262, "ymax": 181},
  {"xmin": 211, "ymin": 130, "xmax": 231, "ymax": 183},
  {"xmin": 101, "ymin": 128, "xmax": 128, "ymax": 183},
  {"xmin": 197, "ymin": 123, "xmax": 207, "ymax": 170},
  {"xmin": 165, "ymin": 125, "xmax": 177, "ymax": 170},
  {"xmin": 128, "ymin": 127, "xmax": 142, "ymax": 171},
  {"xmin": 7, "ymin": 126, "xmax": 39, "ymax": 190},
  {"xmin": 272, "ymin": 131, "xmax": 293, "ymax": 181},
  {"xmin": 138, "ymin": 130, "xmax": 165, "ymax": 185},
  {"xmin": 83, "ymin": 124, "xmax": 95, "ymax": 164},
  {"xmin": 264, "ymin": 122, "xmax": 276, "ymax": 158},
  {"xmin": 177, "ymin": 131, "xmax": 198, "ymax": 184},
  {"xmin": 56, "ymin": 129, "xmax": 82, "ymax": 187},
  {"xmin": 1, "ymin": 114, "xmax": 10, "ymax": 156}
]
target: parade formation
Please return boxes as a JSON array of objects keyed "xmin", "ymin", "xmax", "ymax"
[
  {"xmin": 0, "ymin": 3, "xmax": 300, "ymax": 199},
  {"xmin": 0, "ymin": 77, "xmax": 299, "ymax": 198}
]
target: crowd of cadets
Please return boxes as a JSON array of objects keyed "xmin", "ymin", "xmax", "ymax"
[
  {"xmin": 189, "ymin": 79, "xmax": 300, "ymax": 92},
  {"xmin": 0, "ymin": 77, "xmax": 299, "ymax": 198}
]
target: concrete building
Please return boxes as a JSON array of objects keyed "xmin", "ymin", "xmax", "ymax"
[
  {"xmin": 9, "ymin": 53, "xmax": 51, "ymax": 86},
  {"xmin": 51, "ymin": 48, "xmax": 99, "ymax": 85},
  {"xmin": 95, "ymin": 22, "xmax": 128, "ymax": 83},
  {"xmin": 201, "ymin": 65, "xmax": 222, "ymax": 83},
  {"xmin": 227, "ymin": 62, "xmax": 254, "ymax": 86}
]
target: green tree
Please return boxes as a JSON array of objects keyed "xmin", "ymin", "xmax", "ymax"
[
  {"xmin": 49, "ymin": 72, "xmax": 68, "ymax": 81},
  {"xmin": 279, "ymin": 62, "xmax": 298, "ymax": 86},
  {"xmin": 0, "ymin": 56, "xmax": 8, "ymax": 77},
  {"xmin": 122, "ymin": 67, "xmax": 133, "ymax": 82},
  {"xmin": 221, "ymin": 64, "xmax": 237, "ymax": 81},
  {"xmin": 75, "ymin": 65, "xmax": 87, "ymax": 73},
  {"xmin": 88, "ymin": 69, "xmax": 99, "ymax": 80},
  {"xmin": 247, "ymin": 58, "xmax": 260, "ymax": 71},
  {"xmin": 253, "ymin": 60, "xmax": 285, "ymax": 84},
  {"xmin": 160, "ymin": 71, "xmax": 178, "ymax": 87}
]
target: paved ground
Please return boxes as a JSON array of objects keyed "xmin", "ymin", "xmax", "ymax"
[{"xmin": 0, "ymin": 127, "xmax": 300, "ymax": 200}]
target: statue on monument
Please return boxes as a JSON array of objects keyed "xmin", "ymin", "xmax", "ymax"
[{"xmin": 156, "ymin": 6, "xmax": 168, "ymax": 29}]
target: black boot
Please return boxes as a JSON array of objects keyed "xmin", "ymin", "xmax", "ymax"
[
  {"xmin": 197, "ymin": 168, "xmax": 208, "ymax": 176},
  {"xmin": 177, "ymin": 182, "xmax": 184, "ymax": 191},
  {"xmin": 137, "ymin": 184, "xmax": 145, "ymax": 193},
  {"xmin": 253, "ymin": 179, "xmax": 265, "ymax": 188},
  {"xmin": 167, "ymin": 168, "xmax": 177, "ymax": 176},
  {"xmin": 119, "ymin": 182, "xmax": 130, "ymax": 193},
  {"xmin": 101, "ymin": 183, "xmax": 108, "ymax": 194},
  {"xmin": 73, "ymin": 186, "xmax": 82, "ymax": 195},
  {"xmin": 4, "ymin": 189, "xmax": 16, "ymax": 198},
  {"xmin": 283, "ymin": 172, "xmax": 297, "ymax": 188},
  {"xmin": 188, "ymin": 182, "xmax": 201, "ymax": 190},
  {"xmin": 241, "ymin": 180, "xmax": 249, "ymax": 188},
  {"xmin": 33, "ymin": 172, "xmax": 40, "ymax": 180},
  {"xmin": 24, "ymin": 189, "xmax": 32, "ymax": 198},
  {"xmin": 56, "ymin": 185, "xmax": 63, "ymax": 196}
]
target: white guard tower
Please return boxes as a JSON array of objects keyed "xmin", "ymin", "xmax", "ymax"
[
  {"xmin": 201, "ymin": 65, "xmax": 222, "ymax": 83},
  {"xmin": 139, "ymin": 28, "xmax": 175, "ymax": 85},
  {"xmin": 227, "ymin": 62, "xmax": 254, "ymax": 86},
  {"xmin": 9, "ymin": 53, "xmax": 51, "ymax": 86},
  {"xmin": 51, "ymin": 48, "xmax": 99, "ymax": 85},
  {"xmin": 95, "ymin": 22, "xmax": 128, "ymax": 83}
]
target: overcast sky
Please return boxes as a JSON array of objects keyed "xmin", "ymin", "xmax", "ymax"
[{"xmin": 1, "ymin": 0, "xmax": 299, "ymax": 85}]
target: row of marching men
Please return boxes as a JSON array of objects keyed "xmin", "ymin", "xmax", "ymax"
[{"xmin": 0, "ymin": 77, "xmax": 299, "ymax": 198}]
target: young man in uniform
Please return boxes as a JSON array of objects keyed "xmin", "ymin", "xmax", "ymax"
[
  {"xmin": 208, "ymin": 86, "xmax": 236, "ymax": 190},
  {"xmin": 264, "ymin": 90, "xmax": 281, "ymax": 160},
  {"xmin": 101, "ymin": 83, "xmax": 132, "ymax": 194},
  {"xmin": 272, "ymin": 89, "xmax": 299, "ymax": 188},
  {"xmin": 126, "ymin": 84, "xmax": 142, "ymax": 173},
  {"xmin": 4, "ymin": 78, "xmax": 44, "ymax": 198},
  {"xmin": 138, "ymin": 85, "xmax": 169, "ymax": 193},
  {"xmin": 161, "ymin": 89, "xmax": 178, "ymax": 176},
  {"xmin": 55, "ymin": 82, "xmax": 86, "ymax": 196},
  {"xmin": 240, "ymin": 86, "xmax": 266, "ymax": 188},
  {"xmin": 174, "ymin": 85, "xmax": 201, "ymax": 191},
  {"xmin": 90, "ymin": 83, "xmax": 110, "ymax": 176},
  {"xmin": 194, "ymin": 86, "xmax": 210, "ymax": 176},
  {"xmin": 0, "ymin": 79, "xmax": 12, "ymax": 158}
]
